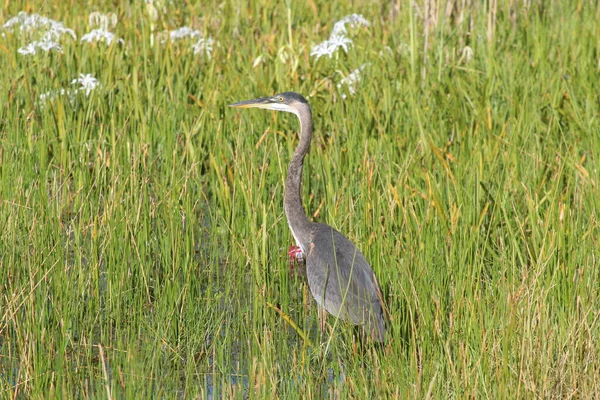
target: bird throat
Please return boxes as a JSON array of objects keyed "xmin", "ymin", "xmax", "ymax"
[{"xmin": 283, "ymin": 105, "xmax": 314, "ymax": 254}]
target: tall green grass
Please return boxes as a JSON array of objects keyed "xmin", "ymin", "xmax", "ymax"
[{"xmin": 1, "ymin": 1, "xmax": 599, "ymax": 398}]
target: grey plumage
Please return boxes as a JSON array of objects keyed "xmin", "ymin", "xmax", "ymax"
[{"xmin": 306, "ymin": 223, "xmax": 385, "ymax": 342}]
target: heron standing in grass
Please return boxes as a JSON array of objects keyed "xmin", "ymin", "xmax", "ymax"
[{"xmin": 229, "ymin": 92, "xmax": 385, "ymax": 343}]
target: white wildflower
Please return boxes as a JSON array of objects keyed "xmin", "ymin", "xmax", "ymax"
[
  {"xmin": 310, "ymin": 34, "xmax": 353, "ymax": 60},
  {"xmin": 310, "ymin": 41, "xmax": 333, "ymax": 60},
  {"xmin": 331, "ymin": 14, "xmax": 369, "ymax": 36},
  {"xmin": 80, "ymin": 28, "xmax": 121, "ymax": 45},
  {"xmin": 331, "ymin": 21, "xmax": 347, "ymax": 37},
  {"xmin": 328, "ymin": 34, "xmax": 353, "ymax": 53},
  {"xmin": 4, "ymin": 12, "xmax": 75, "ymax": 39},
  {"xmin": 168, "ymin": 26, "xmax": 201, "ymax": 41},
  {"xmin": 37, "ymin": 38, "xmax": 62, "ymax": 52},
  {"xmin": 337, "ymin": 63, "xmax": 369, "ymax": 99},
  {"xmin": 338, "ymin": 14, "xmax": 370, "ymax": 28},
  {"xmin": 311, "ymin": 14, "xmax": 368, "ymax": 60},
  {"xmin": 6, "ymin": 12, "xmax": 74, "ymax": 56},
  {"xmin": 39, "ymin": 88, "xmax": 75, "ymax": 105},
  {"xmin": 17, "ymin": 42, "xmax": 37, "ymax": 55},
  {"xmin": 71, "ymin": 74, "xmax": 101, "ymax": 96},
  {"xmin": 3, "ymin": 12, "xmax": 46, "ymax": 31},
  {"xmin": 461, "ymin": 46, "xmax": 474, "ymax": 63},
  {"xmin": 47, "ymin": 22, "xmax": 76, "ymax": 40},
  {"xmin": 157, "ymin": 26, "xmax": 215, "ymax": 57},
  {"xmin": 88, "ymin": 12, "xmax": 118, "ymax": 30},
  {"xmin": 39, "ymin": 90, "xmax": 57, "ymax": 103},
  {"xmin": 17, "ymin": 39, "xmax": 62, "ymax": 55},
  {"xmin": 192, "ymin": 37, "xmax": 215, "ymax": 58},
  {"xmin": 3, "ymin": 12, "xmax": 25, "ymax": 29}
]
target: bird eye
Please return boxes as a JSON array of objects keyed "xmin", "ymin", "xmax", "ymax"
[{"xmin": 278, "ymin": 96, "xmax": 284, "ymax": 102}]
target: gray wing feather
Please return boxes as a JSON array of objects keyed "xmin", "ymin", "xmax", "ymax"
[{"xmin": 305, "ymin": 224, "xmax": 385, "ymax": 342}]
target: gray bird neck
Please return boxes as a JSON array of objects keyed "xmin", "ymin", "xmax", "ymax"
[{"xmin": 284, "ymin": 104, "xmax": 314, "ymax": 251}]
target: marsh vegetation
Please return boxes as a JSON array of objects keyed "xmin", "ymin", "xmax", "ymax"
[{"xmin": 1, "ymin": 1, "xmax": 600, "ymax": 398}]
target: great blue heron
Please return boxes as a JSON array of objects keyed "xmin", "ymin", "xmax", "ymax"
[{"xmin": 229, "ymin": 92, "xmax": 386, "ymax": 343}]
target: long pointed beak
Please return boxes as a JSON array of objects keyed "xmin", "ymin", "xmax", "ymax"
[{"xmin": 228, "ymin": 97, "xmax": 272, "ymax": 109}]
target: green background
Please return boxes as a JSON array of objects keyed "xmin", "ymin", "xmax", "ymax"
[{"xmin": 1, "ymin": 1, "xmax": 599, "ymax": 398}]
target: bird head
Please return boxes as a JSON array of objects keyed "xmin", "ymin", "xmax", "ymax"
[{"xmin": 229, "ymin": 92, "xmax": 310, "ymax": 117}]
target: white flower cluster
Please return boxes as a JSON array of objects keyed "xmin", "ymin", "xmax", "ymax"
[
  {"xmin": 71, "ymin": 73, "xmax": 101, "ymax": 96},
  {"xmin": 81, "ymin": 12, "xmax": 122, "ymax": 45},
  {"xmin": 192, "ymin": 37, "xmax": 215, "ymax": 58},
  {"xmin": 337, "ymin": 63, "xmax": 369, "ymax": 99},
  {"xmin": 4, "ymin": 11, "xmax": 76, "ymax": 38},
  {"xmin": 17, "ymin": 37, "xmax": 63, "ymax": 55},
  {"xmin": 160, "ymin": 26, "xmax": 216, "ymax": 59},
  {"xmin": 88, "ymin": 12, "xmax": 117, "ymax": 30},
  {"xmin": 331, "ymin": 14, "xmax": 370, "ymax": 36},
  {"xmin": 39, "ymin": 74, "xmax": 101, "ymax": 104},
  {"xmin": 311, "ymin": 14, "xmax": 370, "ymax": 60},
  {"xmin": 166, "ymin": 26, "xmax": 201, "ymax": 41},
  {"xmin": 39, "ymin": 88, "xmax": 71, "ymax": 103},
  {"xmin": 310, "ymin": 35, "xmax": 352, "ymax": 60},
  {"xmin": 81, "ymin": 29, "xmax": 120, "ymax": 45},
  {"xmin": 4, "ymin": 12, "xmax": 76, "ymax": 55}
]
